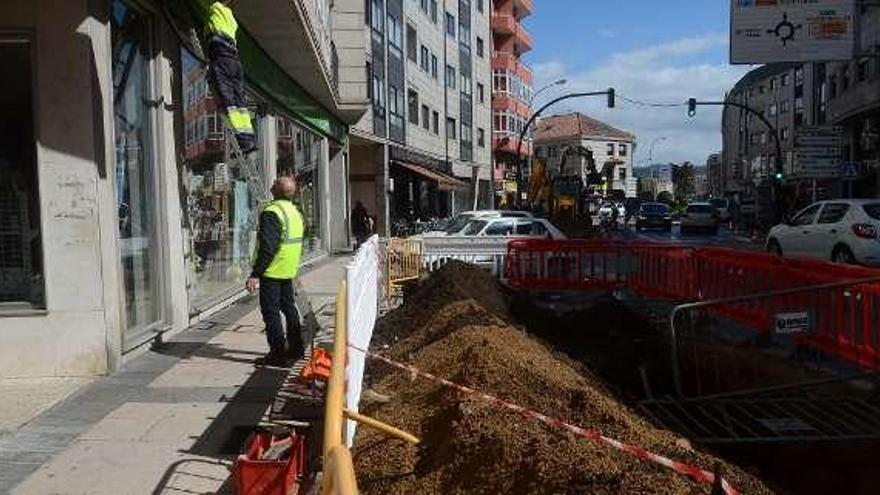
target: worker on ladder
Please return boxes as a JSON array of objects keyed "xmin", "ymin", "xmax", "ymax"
[{"xmin": 197, "ymin": 0, "xmax": 256, "ymax": 153}]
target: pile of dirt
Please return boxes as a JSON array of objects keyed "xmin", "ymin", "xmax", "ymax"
[{"xmin": 353, "ymin": 263, "xmax": 774, "ymax": 494}]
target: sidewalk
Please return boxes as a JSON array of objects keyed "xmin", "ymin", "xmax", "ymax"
[{"xmin": 0, "ymin": 255, "xmax": 349, "ymax": 495}]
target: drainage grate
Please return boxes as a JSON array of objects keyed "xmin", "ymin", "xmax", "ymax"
[{"xmin": 640, "ymin": 397, "xmax": 880, "ymax": 444}]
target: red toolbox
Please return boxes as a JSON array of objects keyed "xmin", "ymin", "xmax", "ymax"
[{"xmin": 233, "ymin": 430, "xmax": 306, "ymax": 495}]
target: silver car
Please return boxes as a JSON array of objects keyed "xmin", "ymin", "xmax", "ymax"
[{"xmin": 680, "ymin": 202, "xmax": 719, "ymax": 235}]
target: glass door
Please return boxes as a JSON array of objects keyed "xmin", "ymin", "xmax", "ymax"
[{"xmin": 111, "ymin": 0, "xmax": 160, "ymax": 346}]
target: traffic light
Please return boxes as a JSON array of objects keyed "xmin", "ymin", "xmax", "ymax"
[
  {"xmin": 607, "ymin": 88, "xmax": 615, "ymax": 108},
  {"xmin": 688, "ymin": 98, "xmax": 697, "ymax": 117}
]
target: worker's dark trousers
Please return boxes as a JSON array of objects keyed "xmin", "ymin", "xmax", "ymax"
[
  {"xmin": 207, "ymin": 37, "xmax": 255, "ymax": 151},
  {"xmin": 259, "ymin": 278, "xmax": 304, "ymax": 356}
]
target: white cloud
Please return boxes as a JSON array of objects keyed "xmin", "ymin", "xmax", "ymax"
[{"xmin": 532, "ymin": 33, "xmax": 751, "ymax": 166}]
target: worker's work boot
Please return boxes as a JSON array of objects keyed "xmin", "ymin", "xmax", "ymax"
[{"xmin": 256, "ymin": 348, "xmax": 288, "ymax": 367}]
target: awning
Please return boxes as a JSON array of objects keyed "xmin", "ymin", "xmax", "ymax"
[{"xmin": 394, "ymin": 161, "xmax": 470, "ymax": 191}]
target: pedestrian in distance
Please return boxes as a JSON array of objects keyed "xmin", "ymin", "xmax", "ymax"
[
  {"xmin": 351, "ymin": 200, "xmax": 371, "ymax": 250},
  {"xmin": 197, "ymin": 0, "xmax": 257, "ymax": 154},
  {"xmin": 246, "ymin": 177, "xmax": 306, "ymax": 367}
]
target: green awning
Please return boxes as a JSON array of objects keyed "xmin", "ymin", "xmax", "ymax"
[{"xmin": 174, "ymin": 1, "xmax": 347, "ymax": 144}]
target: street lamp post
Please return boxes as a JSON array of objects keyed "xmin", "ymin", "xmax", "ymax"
[
  {"xmin": 648, "ymin": 136, "xmax": 667, "ymax": 165},
  {"xmin": 515, "ymin": 89, "xmax": 616, "ymax": 207},
  {"xmin": 521, "ymin": 79, "xmax": 566, "ymax": 202}
]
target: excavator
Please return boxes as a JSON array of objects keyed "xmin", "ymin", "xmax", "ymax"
[{"xmin": 527, "ymin": 145, "xmax": 603, "ymax": 223}]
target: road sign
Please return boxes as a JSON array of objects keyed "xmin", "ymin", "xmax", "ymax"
[
  {"xmin": 730, "ymin": 0, "xmax": 856, "ymax": 64},
  {"xmin": 775, "ymin": 312, "xmax": 810, "ymax": 334},
  {"xmin": 794, "ymin": 126, "xmax": 843, "ymax": 179}
]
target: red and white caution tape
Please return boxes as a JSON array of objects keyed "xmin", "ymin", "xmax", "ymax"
[{"xmin": 349, "ymin": 344, "xmax": 739, "ymax": 495}]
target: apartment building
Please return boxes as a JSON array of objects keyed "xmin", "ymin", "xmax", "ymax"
[
  {"xmin": 0, "ymin": 0, "xmax": 367, "ymax": 378},
  {"xmin": 349, "ymin": 0, "xmax": 493, "ymax": 232},
  {"xmin": 491, "ymin": 0, "xmax": 534, "ymax": 205},
  {"xmin": 534, "ymin": 113, "xmax": 637, "ymax": 198}
]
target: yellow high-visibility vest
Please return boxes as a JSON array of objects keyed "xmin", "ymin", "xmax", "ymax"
[
  {"xmin": 260, "ymin": 200, "xmax": 305, "ymax": 280},
  {"xmin": 200, "ymin": 1, "xmax": 238, "ymax": 43}
]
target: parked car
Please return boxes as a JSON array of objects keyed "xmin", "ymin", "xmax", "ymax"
[
  {"xmin": 426, "ymin": 210, "xmax": 534, "ymax": 236},
  {"xmin": 636, "ymin": 202, "xmax": 672, "ymax": 232},
  {"xmin": 766, "ymin": 200, "xmax": 880, "ymax": 266},
  {"xmin": 680, "ymin": 202, "xmax": 719, "ymax": 235},
  {"xmin": 709, "ymin": 198, "xmax": 732, "ymax": 223},
  {"xmin": 459, "ymin": 217, "xmax": 567, "ymax": 240}
]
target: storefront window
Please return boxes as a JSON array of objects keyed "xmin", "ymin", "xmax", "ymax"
[
  {"xmin": 276, "ymin": 115, "xmax": 323, "ymax": 258},
  {"xmin": 112, "ymin": 0, "xmax": 160, "ymax": 333},
  {"xmin": 0, "ymin": 36, "xmax": 43, "ymax": 310},
  {"xmin": 179, "ymin": 48, "xmax": 263, "ymax": 307}
]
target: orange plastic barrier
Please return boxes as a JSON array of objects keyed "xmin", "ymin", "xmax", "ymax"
[{"xmin": 505, "ymin": 240, "xmax": 880, "ymax": 370}]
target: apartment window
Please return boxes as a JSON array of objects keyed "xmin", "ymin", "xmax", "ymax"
[
  {"xmin": 781, "ymin": 127, "xmax": 790, "ymax": 140},
  {"xmin": 432, "ymin": 110, "xmax": 439, "ymax": 134},
  {"xmin": 795, "ymin": 66, "xmax": 804, "ymax": 85},
  {"xmin": 408, "ymin": 89, "xmax": 419, "ymax": 125},
  {"xmin": 420, "ymin": 45, "xmax": 429, "ymax": 72},
  {"xmin": 769, "ymin": 78, "xmax": 776, "ymax": 91},
  {"xmin": 372, "ymin": 75, "xmax": 385, "ymax": 112},
  {"xmin": 370, "ymin": 0, "xmax": 384, "ymax": 36},
  {"xmin": 779, "ymin": 100, "xmax": 789, "ymax": 113},
  {"xmin": 759, "ymin": 85, "xmax": 765, "ymax": 94},
  {"xmin": 619, "ymin": 168, "xmax": 627, "ymax": 181},
  {"xmin": 447, "ymin": 117, "xmax": 457, "ymax": 139},
  {"xmin": 607, "ymin": 143, "xmax": 615, "ymax": 155},
  {"xmin": 461, "ymin": 72, "xmax": 472, "ymax": 95},
  {"xmin": 0, "ymin": 35, "xmax": 44, "ymax": 309},
  {"xmin": 768, "ymin": 104, "xmax": 777, "ymax": 117},
  {"xmin": 431, "ymin": 55, "xmax": 438, "ymax": 79},
  {"xmin": 477, "ymin": 0, "xmax": 484, "ymax": 13},
  {"xmin": 761, "ymin": 132, "xmax": 768, "ymax": 145},
  {"xmin": 619, "ymin": 143, "xmax": 628, "ymax": 157},
  {"xmin": 478, "ymin": 128, "xmax": 486, "ymax": 147},
  {"xmin": 476, "ymin": 37, "xmax": 484, "ymax": 58},
  {"xmin": 795, "ymin": 96, "xmax": 804, "ymax": 111},
  {"xmin": 420, "ymin": 0, "xmax": 428, "ymax": 13},
  {"xmin": 459, "ymin": 23, "xmax": 471, "ymax": 47},
  {"xmin": 842, "ymin": 68, "xmax": 850, "ymax": 90},
  {"xmin": 406, "ymin": 24, "xmax": 417, "ymax": 62},
  {"xmin": 829, "ymin": 74, "xmax": 838, "ymax": 98},
  {"xmin": 446, "ymin": 64, "xmax": 456, "ymax": 89},
  {"xmin": 445, "ymin": 12, "xmax": 455, "ymax": 37},
  {"xmin": 388, "ymin": 84, "xmax": 401, "ymax": 127},
  {"xmin": 781, "ymin": 74, "xmax": 789, "ymax": 86},
  {"xmin": 430, "ymin": 0, "xmax": 438, "ymax": 22},
  {"xmin": 421, "ymin": 104, "xmax": 430, "ymax": 130},
  {"xmin": 549, "ymin": 146, "xmax": 559, "ymax": 157},
  {"xmin": 388, "ymin": 14, "xmax": 402, "ymax": 58},
  {"xmin": 477, "ymin": 82, "xmax": 485, "ymax": 103}
]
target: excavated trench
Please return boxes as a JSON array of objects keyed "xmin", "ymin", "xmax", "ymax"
[{"xmin": 512, "ymin": 290, "xmax": 880, "ymax": 495}]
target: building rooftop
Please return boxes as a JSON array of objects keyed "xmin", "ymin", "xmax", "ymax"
[{"xmin": 535, "ymin": 113, "xmax": 634, "ymax": 142}]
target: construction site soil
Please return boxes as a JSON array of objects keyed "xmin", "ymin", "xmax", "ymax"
[{"xmin": 353, "ymin": 262, "xmax": 774, "ymax": 494}]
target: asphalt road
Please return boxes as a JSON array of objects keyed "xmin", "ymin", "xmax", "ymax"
[{"xmin": 625, "ymin": 222, "xmax": 763, "ymax": 251}]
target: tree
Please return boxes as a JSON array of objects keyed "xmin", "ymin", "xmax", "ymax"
[
  {"xmin": 656, "ymin": 191, "xmax": 673, "ymax": 205},
  {"xmin": 672, "ymin": 162, "xmax": 696, "ymax": 202}
]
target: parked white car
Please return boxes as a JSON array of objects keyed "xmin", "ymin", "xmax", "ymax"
[
  {"xmin": 680, "ymin": 202, "xmax": 719, "ymax": 235},
  {"xmin": 766, "ymin": 200, "xmax": 880, "ymax": 266},
  {"xmin": 459, "ymin": 217, "xmax": 567, "ymax": 240},
  {"xmin": 425, "ymin": 210, "xmax": 535, "ymax": 237}
]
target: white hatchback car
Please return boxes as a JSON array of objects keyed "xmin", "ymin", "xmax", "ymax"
[
  {"xmin": 766, "ymin": 200, "xmax": 880, "ymax": 266},
  {"xmin": 680, "ymin": 202, "xmax": 719, "ymax": 235},
  {"xmin": 426, "ymin": 210, "xmax": 535, "ymax": 236},
  {"xmin": 459, "ymin": 217, "xmax": 567, "ymax": 240}
]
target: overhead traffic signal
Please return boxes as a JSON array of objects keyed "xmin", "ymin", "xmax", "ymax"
[
  {"xmin": 607, "ymin": 88, "xmax": 615, "ymax": 109},
  {"xmin": 688, "ymin": 98, "xmax": 697, "ymax": 117}
]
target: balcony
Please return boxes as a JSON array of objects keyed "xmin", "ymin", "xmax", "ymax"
[
  {"xmin": 492, "ymin": 134, "xmax": 532, "ymax": 156},
  {"xmin": 515, "ymin": 24, "xmax": 534, "ymax": 53},
  {"xmin": 491, "ymin": 14, "xmax": 516, "ymax": 35},
  {"xmin": 491, "ymin": 52, "xmax": 533, "ymax": 84},
  {"xmin": 514, "ymin": 0, "xmax": 533, "ymax": 18},
  {"xmin": 492, "ymin": 93, "xmax": 530, "ymax": 117}
]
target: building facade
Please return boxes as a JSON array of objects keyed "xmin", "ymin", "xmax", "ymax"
[
  {"xmin": 706, "ymin": 152, "xmax": 722, "ymax": 198},
  {"xmin": 534, "ymin": 113, "xmax": 637, "ymax": 198},
  {"xmin": 490, "ymin": 0, "xmax": 533, "ymax": 205},
  {"xmin": 0, "ymin": 0, "xmax": 367, "ymax": 378},
  {"xmin": 349, "ymin": 0, "xmax": 494, "ymax": 234}
]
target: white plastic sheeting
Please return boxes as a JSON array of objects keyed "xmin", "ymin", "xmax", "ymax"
[{"xmin": 344, "ymin": 235, "xmax": 380, "ymax": 446}]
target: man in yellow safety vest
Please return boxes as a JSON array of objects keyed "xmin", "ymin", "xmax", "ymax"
[
  {"xmin": 198, "ymin": 0, "xmax": 256, "ymax": 153},
  {"xmin": 247, "ymin": 177, "xmax": 306, "ymax": 366}
]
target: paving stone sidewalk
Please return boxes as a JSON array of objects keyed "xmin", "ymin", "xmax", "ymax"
[{"xmin": 0, "ymin": 255, "xmax": 349, "ymax": 495}]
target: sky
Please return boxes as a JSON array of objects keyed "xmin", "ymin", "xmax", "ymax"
[{"xmin": 525, "ymin": 0, "xmax": 753, "ymax": 167}]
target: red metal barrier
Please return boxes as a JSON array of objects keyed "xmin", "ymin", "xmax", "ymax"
[{"xmin": 505, "ymin": 240, "xmax": 880, "ymax": 370}]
